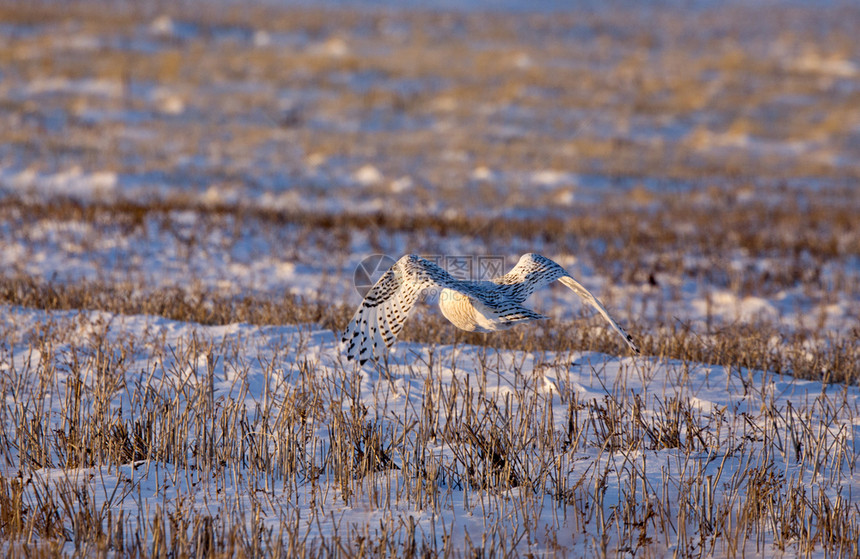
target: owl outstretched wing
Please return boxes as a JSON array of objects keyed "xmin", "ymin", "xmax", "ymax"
[
  {"xmin": 342, "ymin": 255, "xmax": 475, "ymax": 364},
  {"xmin": 494, "ymin": 254, "xmax": 639, "ymax": 354}
]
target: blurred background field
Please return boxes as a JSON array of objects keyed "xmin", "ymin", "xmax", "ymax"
[{"xmin": 1, "ymin": 0, "xmax": 857, "ymax": 378}]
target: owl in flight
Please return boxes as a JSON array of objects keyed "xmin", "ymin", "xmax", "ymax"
[{"xmin": 342, "ymin": 253, "xmax": 639, "ymax": 364}]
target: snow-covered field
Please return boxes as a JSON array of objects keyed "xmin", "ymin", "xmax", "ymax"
[
  {"xmin": 2, "ymin": 307, "xmax": 858, "ymax": 556},
  {"xmin": 0, "ymin": 0, "xmax": 858, "ymax": 556}
]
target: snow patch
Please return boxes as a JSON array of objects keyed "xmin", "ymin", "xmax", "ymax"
[
  {"xmin": 790, "ymin": 53, "xmax": 858, "ymax": 77},
  {"xmin": 530, "ymin": 169, "xmax": 577, "ymax": 187},
  {"xmin": 353, "ymin": 164, "xmax": 383, "ymax": 185},
  {"xmin": 2, "ymin": 167, "xmax": 118, "ymax": 200}
]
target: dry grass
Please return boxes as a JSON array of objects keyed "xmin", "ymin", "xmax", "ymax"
[
  {"xmin": 0, "ymin": 273, "xmax": 856, "ymax": 385},
  {"xmin": 3, "ymin": 189, "xmax": 858, "ymax": 296},
  {"xmin": 1, "ymin": 1, "xmax": 859, "ymax": 190},
  {"xmin": 0, "ymin": 273, "xmax": 347, "ymax": 332},
  {"xmin": 0, "ymin": 310, "xmax": 857, "ymax": 556},
  {"xmin": 0, "ymin": 1, "xmax": 858, "ymax": 554}
]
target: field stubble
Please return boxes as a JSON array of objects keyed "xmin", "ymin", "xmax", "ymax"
[
  {"xmin": 0, "ymin": 310, "xmax": 857, "ymax": 557},
  {"xmin": 0, "ymin": 0, "xmax": 859, "ymax": 556}
]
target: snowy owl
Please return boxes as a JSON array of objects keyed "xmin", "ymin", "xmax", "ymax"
[{"xmin": 342, "ymin": 253, "xmax": 639, "ymax": 364}]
